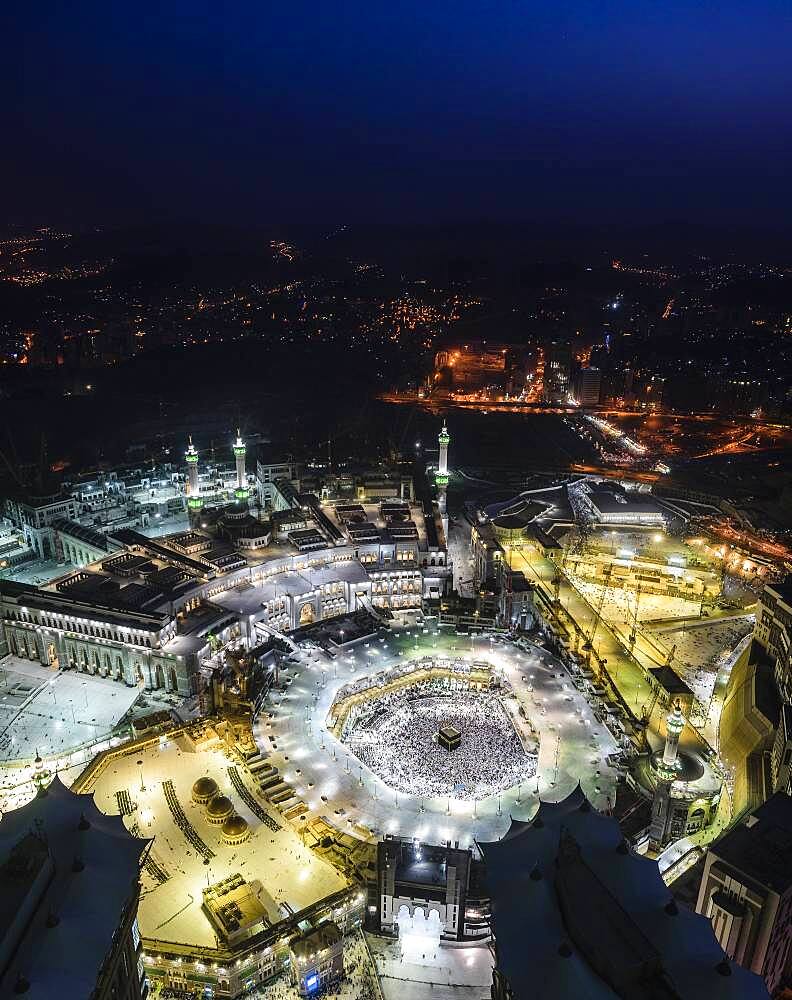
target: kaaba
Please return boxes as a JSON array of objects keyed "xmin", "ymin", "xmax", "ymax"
[{"xmin": 438, "ymin": 725, "xmax": 461, "ymax": 751}]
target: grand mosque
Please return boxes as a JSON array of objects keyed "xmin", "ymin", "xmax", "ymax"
[{"xmin": 0, "ymin": 421, "xmax": 778, "ymax": 1000}]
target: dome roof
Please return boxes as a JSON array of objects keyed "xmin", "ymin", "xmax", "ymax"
[
  {"xmin": 207, "ymin": 794, "xmax": 233, "ymax": 817},
  {"xmin": 222, "ymin": 814, "xmax": 249, "ymax": 837},
  {"xmin": 192, "ymin": 777, "xmax": 219, "ymax": 798}
]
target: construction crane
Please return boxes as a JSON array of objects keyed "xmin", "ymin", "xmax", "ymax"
[
  {"xmin": 551, "ymin": 535, "xmax": 573, "ymax": 606},
  {"xmin": 640, "ymin": 643, "xmax": 676, "ymax": 728},
  {"xmin": 628, "ymin": 581, "xmax": 642, "ymax": 647}
]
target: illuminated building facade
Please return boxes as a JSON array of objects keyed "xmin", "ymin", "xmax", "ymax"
[
  {"xmin": 695, "ymin": 793, "xmax": 792, "ymax": 995},
  {"xmin": 376, "ymin": 838, "xmax": 473, "ymax": 941},
  {"xmin": 289, "ymin": 922, "xmax": 344, "ymax": 996},
  {"xmin": 2, "ymin": 487, "xmax": 80, "ymax": 559},
  {"xmin": 754, "ymin": 577, "xmax": 792, "ymax": 705},
  {"xmin": 434, "ymin": 421, "xmax": 450, "ymax": 536},
  {"xmin": 542, "ymin": 341, "xmax": 573, "ymax": 403},
  {"xmin": 579, "ymin": 482, "xmax": 666, "ymax": 527},
  {"xmin": 571, "ymin": 366, "xmax": 601, "ymax": 407}
]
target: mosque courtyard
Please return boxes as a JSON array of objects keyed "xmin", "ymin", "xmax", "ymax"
[
  {"xmin": 84, "ymin": 735, "xmax": 350, "ymax": 949},
  {"xmin": 258, "ymin": 625, "xmax": 620, "ymax": 846}
]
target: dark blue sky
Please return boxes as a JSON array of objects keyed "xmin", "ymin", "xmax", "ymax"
[{"xmin": 7, "ymin": 1, "xmax": 792, "ymax": 228}]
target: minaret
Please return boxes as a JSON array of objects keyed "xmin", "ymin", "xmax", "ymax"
[
  {"xmin": 438, "ymin": 421, "xmax": 449, "ymax": 479},
  {"xmin": 435, "ymin": 421, "xmax": 450, "ymax": 505},
  {"xmin": 649, "ymin": 699, "xmax": 686, "ymax": 851},
  {"xmin": 185, "ymin": 437, "xmax": 203, "ymax": 518},
  {"xmin": 434, "ymin": 421, "xmax": 450, "ymax": 538},
  {"xmin": 233, "ymin": 429, "xmax": 248, "ymax": 501},
  {"xmin": 661, "ymin": 700, "xmax": 685, "ymax": 772}
]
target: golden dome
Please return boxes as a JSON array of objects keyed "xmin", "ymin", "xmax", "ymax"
[
  {"xmin": 192, "ymin": 777, "xmax": 219, "ymax": 800},
  {"xmin": 206, "ymin": 794, "xmax": 233, "ymax": 818},
  {"xmin": 222, "ymin": 814, "xmax": 249, "ymax": 838}
]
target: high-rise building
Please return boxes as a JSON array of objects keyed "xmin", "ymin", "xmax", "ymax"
[
  {"xmin": 695, "ymin": 793, "xmax": 792, "ymax": 996},
  {"xmin": 572, "ymin": 366, "xmax": 602, "ymax": 407},
  {"xmin": 542, "ymin": 341, "xmax": 573, "ymax": 403},
  {"xmin": 754, "ymin": 577, "xmax": 792, "ymax": 705}
]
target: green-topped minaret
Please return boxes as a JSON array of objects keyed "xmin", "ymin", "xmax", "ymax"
[
  {"xmin": 233, "ymin": 429, "xmax": 248, "ymax": 500},
  {"xmin": 185, "ymin": 436, "xmax": 203, "ymax": 511},
  {"xmin": 435, "ymin": 421, "xmax": 450, "ymax": 536},
  {"xmin": 435, "ymin": 421, "xmax": 450, "ymax": 488}
]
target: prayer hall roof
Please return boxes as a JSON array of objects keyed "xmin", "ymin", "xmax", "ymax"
[
  {"xmin": 478, "ymin": 785, "xmax": 768, "ymax": 1000},
  {"xmin": 0, "ymin": 775, "xmax": 147, "ymax": 999}
]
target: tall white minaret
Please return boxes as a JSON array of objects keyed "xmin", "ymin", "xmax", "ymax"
[
  {"xmin": 233, "ymin": 429, "xmax": 248, "ymax": 500},
  {"xmin": 435, "ymin": 421, "xmax": 450, "ymax": 537},
  {"xmin": 649, "ymin": 699, "xmax": 686, "ymax": 850},
  {"xmin": 438, "ymin": 421, "xmax": 449, "ymax": 478},
  {"xmin": 661, "ymin": 700, "xmax": 685, "ymax": 772},
  {"xmin": 185, "ymin": 437, "xmax": 202, "ymax": 517}
]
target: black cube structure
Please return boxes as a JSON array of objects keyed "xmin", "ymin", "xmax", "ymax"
[{"xmin": 438, "ymin": 724, "xmax": 461, "ymax": 751}]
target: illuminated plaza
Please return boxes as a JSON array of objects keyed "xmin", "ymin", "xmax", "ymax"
[
  {"xmin": 260, "ymin": 626, "xmax": 619, "ymax": 846},
  {"xmin": 81, "ymin": 737, "xmax": 351, "ymax": 949}
]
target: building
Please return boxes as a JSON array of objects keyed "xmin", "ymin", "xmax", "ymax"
[
  {"xmin": 578, "ymin": 482, "xmax": 666, "ymax": 527},
  {"xmin": 69, "ymin": 725, "xmax": 365, "ymax": 1000},
  {"xmin": 3, "ymin": 486, "xmax": 80, "ymax": 559},
  {"xmin": 434, "ymin": 421, "xmax": 450, "ymax": 537},
  {"xmin": 718, "ymin": 578, "xmax": 791, "ymax": 814},
  {"xmin": 718, "ymin": 639, "xmax": 781, "ymax": 816},
  {"xmin": 480, "ymin": 785, "xmax": 769, "ymax": 1000},
  {"xmin": 754, "ymin": 578, "xmax": 792, "ymax": 705},
  {"xmin": 573, "ymin": 366, "xmax": 602, "ymax": 407},
  {"xmin": 0, "ymin": 775, "xmax": 147, "ymax": 1000},
  {"xmin": 542, "ymin": 342, "xmax": 573, "ymax": 403},
  {"xmin": 695, "ymin": 793, "xmax": 792, "ymax": 996},
  {"xmin": 289, "ymin": 922, "xmax": 344, "ymax": 996},
  {"xmin": 771, "ymin": 704, "xmax": 792, "ymax": 798},
  {"xmin": 51, "ymin": 518, "xmax": 125, "ymax": 567},
  {"xmin": 376, "ymin": 838, "xmax": 472, "ymax": 942},
  {"xmin": 0, "ymin": 437, "xmax": 452, "ymax": 702}
]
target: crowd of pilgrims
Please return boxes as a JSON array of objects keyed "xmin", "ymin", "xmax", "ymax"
[
  {"xmin": 250, "ymin": 933, "xmax": 378, "ymax": 1000},
  {"xmin": 341, "ymin": 678, "xmax": 536, "ymax": 800}
]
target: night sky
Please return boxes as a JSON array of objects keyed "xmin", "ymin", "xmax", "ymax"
[{"xmin": 6, "ymin": 1, "xmax": 792, "ymax": 228}]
